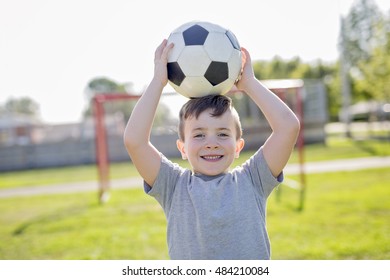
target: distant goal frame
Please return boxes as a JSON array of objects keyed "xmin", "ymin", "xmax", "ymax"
[{"xmin": 93, "ymin": 79, "xmax": 306, "ymax": 209}]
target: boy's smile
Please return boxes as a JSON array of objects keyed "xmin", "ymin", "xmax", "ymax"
[
  {"xmin": 177, "ymin": 108, "xmax": 245, "ymax": 176},
  {"xmin": 201, "ymin": 155, "xmax": 223, "ymax": 161}
]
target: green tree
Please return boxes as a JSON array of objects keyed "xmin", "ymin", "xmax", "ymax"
[
  {"xmin": 1, "ymin": 97, "xmax": 40, "ymax": 117},
  {"xmin": 252, "ymin": 57, "xmax": 339, "ymax": 119},
  {"xmin": 83, "ymin": 77, "xmax": 176, "ymax": 128},
  {"xmin": 83, "ymin": 77, "xmax": 134, "ymax": 119},
  {"xmin": 342, "ymin": 0, "xmax": 381, "ymax": 67},
  {"xmin": 340, "ymin": 0, "xmax": 385, "ymax": 102},
  {"xmin": 356, "ymin": 11, "xmax": 390, "ymax": 102}
]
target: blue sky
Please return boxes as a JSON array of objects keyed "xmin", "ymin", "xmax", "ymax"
[{"xmin": 1, "ymin": 0, "xmax": 389, "ymax": 123}]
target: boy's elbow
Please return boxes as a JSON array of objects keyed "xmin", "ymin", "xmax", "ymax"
[
  {"xmin": 123, "ymin": 130, "xmax": 139, "ymax": 152},
  {"xmin": 123, "ymin": 133, "xmax": 132, "ymax": 150},
  {"xmin": 286, "ymin": 114, "xmax": 301, "ymax": 138},
  {"xmin": 293, "ymin": 116, "xmax": 301, "ymax": 140},
  {"xmin": 293, "ymin": 115, "xmax": 301, "ymax": 133}
]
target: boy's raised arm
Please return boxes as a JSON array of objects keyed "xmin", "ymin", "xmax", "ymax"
[
  {"xmin": 236, "ymin": 48, "xmax": 300, "ymax": 177},
  {"xmin": 123, "ymin": 40, "xmax": 173, "ymax": 187}
]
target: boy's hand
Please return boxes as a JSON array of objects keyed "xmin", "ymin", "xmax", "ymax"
[
  {"xmin": 235, "ymin": 47, "xmax": 256, "ymax": 92},
  {"xmin": 154, "ymin": 39, "xmax": 174, "ymax": 86}
]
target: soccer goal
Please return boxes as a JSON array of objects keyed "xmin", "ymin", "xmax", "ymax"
[
  {"xmin": 262, "ymin": 79, "xmax": 306, "ymax": 211},
  {"xmin": 93, "ymin": 80, "xmax": 306, "ymax": 207},
  {"xmin": 92, "ymin": 93, "xmax": 140, "ymax": 203}
]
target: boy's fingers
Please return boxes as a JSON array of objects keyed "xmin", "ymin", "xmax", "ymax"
[
  {"xmin": 155, "ymin": 39, "xmax": 167, "ymax": 61},
  {"xmin": 241, "ymin": 47, "xmax": 249, "ymax": 66},
  {"xmin": 161, "ymin": 42, "xmax": 174, "ymax": 61}
]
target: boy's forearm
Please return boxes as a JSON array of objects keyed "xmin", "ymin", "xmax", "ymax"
[{"xmin": 124, "ymin": 78, "xmax": 165, "ymax": 147}]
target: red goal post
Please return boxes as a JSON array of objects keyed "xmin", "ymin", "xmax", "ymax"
[
  {"xmin": 92, "ymin": 93, "xmax": 140, "ymax": 203},
  {"xmin": 93, "ymin": 80, "xmax": 306, "ymax": 208},
  {"xmin": 261, "ymin": 79, "xmax": 306, "ymax": 211}
]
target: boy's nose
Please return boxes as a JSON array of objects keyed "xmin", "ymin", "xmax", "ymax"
[
  {"xmin": 206, "ymin": 143, "xmax": 219, "ymax": 149},
  {"xmin": 205, "ymin": 137, "xmax": 219, "ymax": 149}
]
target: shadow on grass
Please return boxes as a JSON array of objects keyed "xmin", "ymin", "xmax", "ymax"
[
  {"xmin": 274, "ymin": 186, "xmax": 305, "ymax": 213},
  {"xmin": 12, "ymin": 203, "xmax": 97, "ymax": 236},
  {"xmin": 353, "ymin": 138, "xmax": 389, "ymax": 156}
]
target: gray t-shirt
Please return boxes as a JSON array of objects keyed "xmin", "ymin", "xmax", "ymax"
[{"xmin": 144, "ymin": 148, "xmax": 283, "ymax": 260}]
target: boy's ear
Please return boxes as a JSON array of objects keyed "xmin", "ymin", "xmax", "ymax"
[
  {"xmin": 235, "ymin": 138, "xmax": 245, "ymax": 158},
  {"xmin": 176, "ymin": 139, "xmax": 187, "ymax": 160}
]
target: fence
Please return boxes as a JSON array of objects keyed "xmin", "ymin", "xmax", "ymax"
[{"xmin": 0, "ymin": 80, "xmax": 328, "ymax": 171}]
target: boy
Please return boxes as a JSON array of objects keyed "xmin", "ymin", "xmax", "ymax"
[{"xmin": 124, "ymin": 40, "xmax": 300, "ymax": 259}]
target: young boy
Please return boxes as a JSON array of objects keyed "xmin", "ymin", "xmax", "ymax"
[{"xmin": 124, "ymin": 40, "xmax": 300, "ymax": 259}]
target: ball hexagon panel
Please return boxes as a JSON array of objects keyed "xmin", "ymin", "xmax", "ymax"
[
  {"xmin": 228, "ymin": 49, "xmax": 242, "ymax": 80},
  {"xmin": 177, "ymin": 46, "xmax": 211, "ymax": 76},
  {"xmin": 203, "ymin": 32, "xmax": 235, "ymax": 62},
  {"xmin": 167, "ymin": 33, "xmax": 185, "ymax": 62}
]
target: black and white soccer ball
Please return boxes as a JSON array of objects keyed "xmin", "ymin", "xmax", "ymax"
[{"xmin": 167, "ymin": 21, "xmax": 242, "ymax": 98}]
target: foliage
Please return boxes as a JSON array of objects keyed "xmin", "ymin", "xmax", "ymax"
[
  {"xmin": 356, "ymin": 13, "xmax": 390, "ymax": 102},
  {"xmin": 340, "ymin": 0, "xmax": 381, "ymax": 67},
  {"xmin": 0, "ymin": 97, "xmax": 40, "ymax": 117},
  {"xmin": 341, "ymin": 0, "xmax": 390, "ymax": 102},
  {"xmin": 83, "ymin": 77, "xmax": 136, "ymax": 120},
  {"xmin": 252, "ymin": 57, "xmax": 339, "ymax": 119},
  {"xmin": 83, "ymin": 77, "xmax": 176, "ymax": 127},
  {"xmin": 250, "ymin": 0, "xmax": 390, "ymax": 119},
  {"xmin": 76, "ymin": 0, "xmax": 390, "ymax": 123}
]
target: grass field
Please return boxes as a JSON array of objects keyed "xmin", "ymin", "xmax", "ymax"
[{"xmin": 0, "ymin": 137, "xmax": 389, "ymax": 259}]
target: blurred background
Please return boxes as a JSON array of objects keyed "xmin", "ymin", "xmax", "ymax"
[{"xmin": 0, "ymin": 0, "xmax": 389, "ymax": 260}]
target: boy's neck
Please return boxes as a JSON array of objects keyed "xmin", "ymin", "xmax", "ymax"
[{"xmin": 193, "ymin": 172, "xmax": 227, "ymax": 182}]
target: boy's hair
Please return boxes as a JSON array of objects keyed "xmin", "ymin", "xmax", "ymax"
[{"xmin": 178, "ymin": 94, "xmax": 242, "ymax": 141}]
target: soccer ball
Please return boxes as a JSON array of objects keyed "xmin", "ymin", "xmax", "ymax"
[{"xmin": 167, "ymin": 21, "xmax": 242, "ymax": 98}]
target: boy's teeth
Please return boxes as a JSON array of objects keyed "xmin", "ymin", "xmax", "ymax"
[{"xmin": 203, "ymin": 155, "xmax": 222, "ymax": 160}]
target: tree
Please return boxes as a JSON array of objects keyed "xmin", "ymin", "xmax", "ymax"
[
  {"xmin": 83, "ymin": 77, "xmax": 135, "ymax": 119},
  {"xmin": 83, "ymin": 77, "xmax": 177, "ymax": 128},
  {"xmin": 0, "ymin": 97, "xmax": 40, "ymax": 117},
  {"xmin": 356, "ymin": 11, "xmax": 390, "ymax": 102},
  {"xmin": 342, "ymin": 0, "xmax": 381, "ymax": 68},
  {"xmin": 84, "ymin": 77, "xmax": 130, "ymax": 100},
  {"xmin": 340, "ymin": 0, "xmax": 385, "ymax": 102},
  {"xmin": 252, "ymin": 57, "xmax": 339, "ymax": 119}
]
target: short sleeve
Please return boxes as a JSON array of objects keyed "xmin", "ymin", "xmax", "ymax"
[
  {"xmin": 144, "ymin": 154, "xmax": 185, "ymax": 213},
  {"xmin": 240, "ymin": 147, "xmax": 283, "ymax": 198}
]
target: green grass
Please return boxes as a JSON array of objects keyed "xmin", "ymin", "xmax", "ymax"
[
  {"xmin": 0, "ymin": 188, "xmax": 168, "ymax": 259},
  {"xmin": 0, "ymin": 167, "xmax": 389, "ymax": 259},
  {"xmin": 0, "ymin": 161, "xmax": 139, "ymax": 190},
  {"xmin": 268, "ymin": 169, "xmax": 390, "ymax": 259},
  {"xmin": 0, "ymin": 136, "xmax": 389, "ymax": 259},
  {"xmin": 287, "ymin": 137, "xmax": 389, "ymax": 163}
]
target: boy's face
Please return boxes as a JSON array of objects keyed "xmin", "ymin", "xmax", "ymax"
[{"xmin": 177, "ymin": 108, "xmax": 245, "ymax": 176}]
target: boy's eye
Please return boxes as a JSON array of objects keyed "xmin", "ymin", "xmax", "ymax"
[
  {"xmin": 218, "ymin": 133, "xmax": 229, "ymax": 138},
  {"xmin": 194, "ymin": 134, "xmax": 205, "ymax": 139}
]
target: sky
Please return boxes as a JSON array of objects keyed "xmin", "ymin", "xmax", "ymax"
[{"xmin": 1, "ymin": 0, "xmax": 390, "ymax": 124}]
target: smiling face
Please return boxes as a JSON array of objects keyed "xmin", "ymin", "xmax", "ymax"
[{"xmin": 177, "ymin": 108, "xmax": 245, "ymax": 176}]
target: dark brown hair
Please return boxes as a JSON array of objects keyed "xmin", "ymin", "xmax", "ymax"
[{"xmin": 178, "ymin": 94, "xmax": 242, "ymax": 141}]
